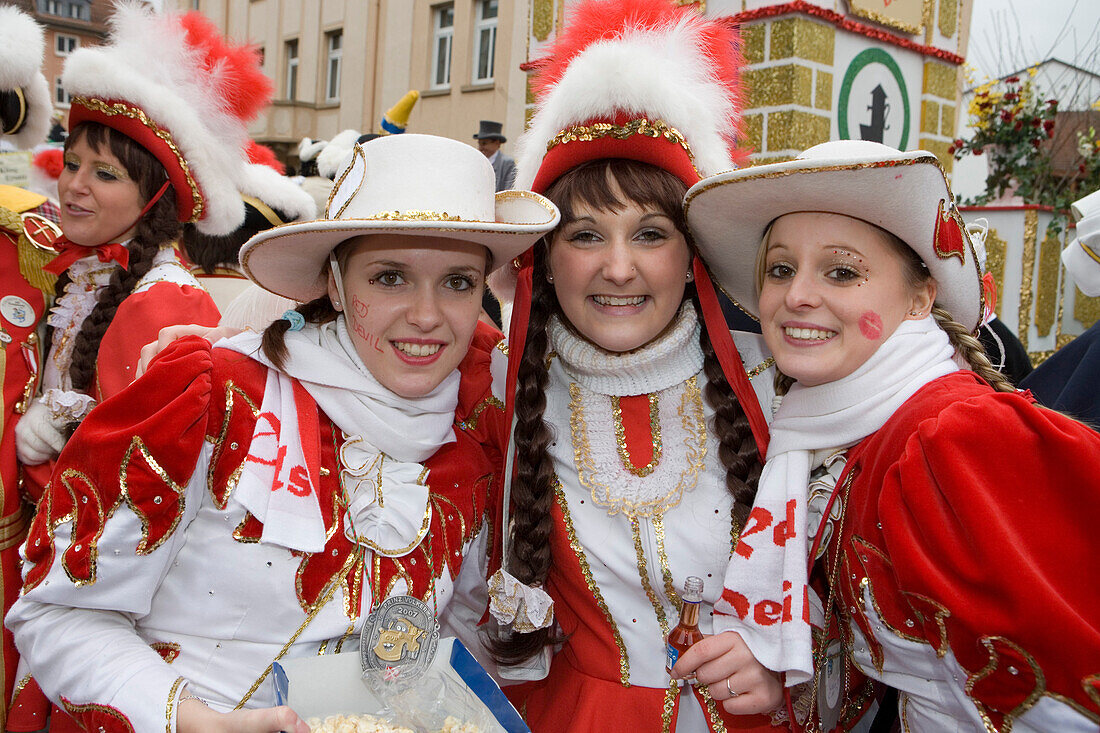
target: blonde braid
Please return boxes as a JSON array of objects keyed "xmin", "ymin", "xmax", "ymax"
[{"xmin": 931, "ymin": 306, "xmax": 1015, "ymax": 393}]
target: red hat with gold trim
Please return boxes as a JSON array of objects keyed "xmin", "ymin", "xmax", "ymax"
[
  {"xmin": 62, "ymin": 3, "xmax": 272, "ymax": 235},
  {"xmin": 0, "ymin": 6, "xmax": 52, "ymax": 150},
  {"xmin": 513, "ymin": 0, "xmax": 748, "ymax": 194},
  {"xmin": 684, "ymin": 140, "xmax": 983, "ymax": 331}
]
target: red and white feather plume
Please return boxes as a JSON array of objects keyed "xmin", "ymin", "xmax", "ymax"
[
  {"xmin": 62, "ymin": 3, "xmax": 273, "ymax": 235},
  {"xmin": 514, "ymin": 0, "xmax": 749, "ymax": 192}
]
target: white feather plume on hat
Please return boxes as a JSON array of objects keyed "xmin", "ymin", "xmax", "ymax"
[
  {"xmin": 0, "ymin": 6, "xmax": 52, "ymax": 150},
  {"xmin": 317, "ymin": 129, "xmax": 362, "ymax": 180}
]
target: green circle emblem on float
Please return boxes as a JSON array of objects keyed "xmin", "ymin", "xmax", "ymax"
[{"xmin": 838, "ymin": 47, "xmax": 911, "ymax": 150}]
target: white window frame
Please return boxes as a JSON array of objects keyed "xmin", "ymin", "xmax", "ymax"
[
  {"xmin": 472, "ymin": 0, "xmax": 497, "ymax": 84},
  {"xmin": 54, "ymin": 76, "xmax": 71, "ymax": 106},
  {"xmin": 45, "ymin": 0, "xmax": 60, "ymax": 15},
  {"xmin": 56, "ymin": 34, "xmax": 78, "ymax": 56},
  {"xmin": 325, "ymin": 30, "xmax": 342, "ymax": 103},
  {"xmin": 430, "ymin": 3, "xmax": 454, "ymax": 90},
  {"xmin": 69, "ymin": 3, "xmax": 80, "ymax": 18},
  {"xmin": 284, "ymin": 39, "xmax": 299, "ymax": 101}
]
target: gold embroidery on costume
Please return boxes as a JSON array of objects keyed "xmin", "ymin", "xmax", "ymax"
[
  {"xmin": 554, "ymin": 481, "xmax": 630, "ymax": 687},
  {"xmin": 207, "ymin": 381, "xmax": 260, "ymax": 509},
  {"xmin": 745, "ymin": 357, "xmax": 775, "ymax": 380},
  {"xmin": 236, "ymin": 550, "xmax": 360, "ymax": 709},
  {"xmin": 853, "ymin": 540, "xmax": 924, "ymax": 646},
  {"xmin": 612, "ymin": 393, "xmax": 662, "ymax": 476},
  {"xmin": 900, "ymin": 692, "xmax": 912, "ymax": 733},
  {"xmin": 119, "ymin": 436, "xmax": 187, "ymax": 554},
  {"xmin": 698, "ymin": 684, "xmax": 729, "ymax": 733},
  {"xmin": 364, "ymin": 210, "xmax": 468, "ymax": 222},
  {"xmin": 547, "ymin": 118, "xmax": 695, "ymax": 164},
  {"xmin": 660, "ymin": 678, "xmax": 678, "ymax": 732},
  {"xmin": 459, "ymin": 395, "xmax": 504, "ymax": 431},
  {"xmin": 631, "ymin": 517, "xmax": 670, "ymax": 635},
  {"xmin": 150, "ymin": 642, "xmax": 182, "ymax": 664},
  {"xmin": 60, "ymin": 696, "xmax": 135, "ymax": 733},
  {"xmin": 964, "ymin": 636, "xmax": 1044, "ymax": 732},
  {"xmin": 569, "ymin": 377, "xmax": 706, "ymax": 517},
  {"xmin": 653, "ymin": 516, "xmax": 681, "ymax": 612},
  {"xmin": 165, "ymin": 676, "xmax": 185, "ymax": 733},
  {"xmin": 58, "ymin": 468, "xmax": 113, "ymax": 587}
]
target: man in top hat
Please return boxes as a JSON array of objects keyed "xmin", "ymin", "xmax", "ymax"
[{"xmin": 473, "ymin": 120, "xmax": 516, "ymax": 191}]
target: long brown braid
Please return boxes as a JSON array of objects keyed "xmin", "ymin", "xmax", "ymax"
[
  {"xmin": 48, "ymin": 122, "xmax": 180, "ymax": 395},
  {"xmin": 697, "ymin": 302, "xmax": 762, "ymax": 530},
  {"xmin": 490, "ymin": 159, "xmax": 763, "ymax": 664}
]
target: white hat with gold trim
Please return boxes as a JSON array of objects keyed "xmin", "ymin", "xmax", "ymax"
[
  {"xmin": 240, "ymin": 133, "xmax": 560, "ymax": 302},
  {"xmin": 684, "ymin": 140, "xmax": 983, "ymax": 331}
]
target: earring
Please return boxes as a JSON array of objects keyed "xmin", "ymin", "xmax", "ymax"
[
  {"xmin": 547, "ymin": 273, "xmax": 555, "ymax": 283},
  {"xmin": 909, "ymin": 310, "xmax": 920, "ymax": 316},
  {"xmin": 334, "ymin": 300, "xmax": 342, "ymax": 309},
  {"xmin": 686, "ymin": 270, "xmax": 694, "ymax": 282}
]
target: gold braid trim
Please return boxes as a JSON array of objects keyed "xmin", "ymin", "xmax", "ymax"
[{"xmin": 546, "ymin": 118, "xmax": 696, "ymax": 162}]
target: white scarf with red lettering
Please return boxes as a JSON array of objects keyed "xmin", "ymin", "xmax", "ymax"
[
  {"xmin": 221, "ymin": 317, "xmax": 459, "ymax": 553},
  {"xmin": 712, "ymin": 317, "xmax": 958, "ymax": 684}
]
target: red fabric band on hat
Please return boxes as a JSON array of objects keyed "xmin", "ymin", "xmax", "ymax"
[
  {"xmin": 70, "ymin": 99, "xmax": 203, "ymax": 224},
  {"xmin": 692, "ymin": 255, "xmax": 770, "ymax": 459},
  {"xmin": 531, "ymin": 126, "xmax": 701, "ymax": 193}
]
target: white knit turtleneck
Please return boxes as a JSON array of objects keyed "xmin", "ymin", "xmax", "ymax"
[{"xmin": 548, "ymin": 302, "xmax": 703, "ymax": 396}]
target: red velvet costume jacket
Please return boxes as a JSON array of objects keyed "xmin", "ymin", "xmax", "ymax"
[
  {"xmin": 0, "ymin": 193, "xmax": 56, "ymax": 732},
  {"xmin": 7, "ymin": 325, "xmax": 504, "ymax": 733},
  {"xmin": 818, "ymin": 371, "xmax": 1100, "ymax": 731}
]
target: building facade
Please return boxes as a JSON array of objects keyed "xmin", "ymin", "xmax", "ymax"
[{"xmin": 179, "ymin": 0, "xmax": 530, "ymax": 171}]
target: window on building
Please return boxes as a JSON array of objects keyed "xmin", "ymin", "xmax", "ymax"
[
  {"xmin": 56, "ymin": 34, "xmax": 78, "ymax": 56},
  {"xmin": 44, "ymin": 0, "xmax": 61, "ymax": 16},
  {"xmin": 70, "ymin": 3, "xmax": 80, "ymax": 18},
  {"xmin": 325, "ymin": 30, "xmax": 342, "ymax": 103},
  {"xmin": 473, "ymin": 0, "xmax": 497, "ymax": 83},
  {"xmin": 55, "ymin": 77, "xmax": 71, "ymax": 106},
  {"xmin": 431, "ymin": 3, "xmax": 454, "ymax": 89},
  {"xmin": 284, "ymin": 39, "xmax": 298, "ymax": 101}
]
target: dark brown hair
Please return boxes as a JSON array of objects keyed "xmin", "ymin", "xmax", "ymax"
[
  {"xmin": 48, "ymin": 121, "xmax": 180, "ymax": 396},
  {"xmin": 490, "ymin": 159, "xmax": 762, "ymax": 664}
]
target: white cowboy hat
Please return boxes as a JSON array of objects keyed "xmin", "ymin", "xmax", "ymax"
[
  {"xmin": 240, "ymin": 133, "xmax": 560, "ymax": 302},
  {"xmin": 684, "ymin": 140, "xmax": 983, "ymax": 331}
]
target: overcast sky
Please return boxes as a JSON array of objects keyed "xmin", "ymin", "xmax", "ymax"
[{"xmin": 967, "ymin": 0, "xmax": 1100, "ymax": 80}]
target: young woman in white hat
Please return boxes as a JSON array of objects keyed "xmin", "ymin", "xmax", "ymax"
[
  {"xmin": 484, "ymin": 1, "xmax": 786, "ymax": 730},
  {"xmin": 12, "ymin": 6, "xmax": 265, "ymax": 496},
  {"xmin": 680, "ymin": 139, "xmax": 1100, "ymax": 731},
  {"xmin": 6, "ymin": 132, "xmax": 558, "ymax": 733}
]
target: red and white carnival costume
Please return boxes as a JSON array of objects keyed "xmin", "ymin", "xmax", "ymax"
[
  {"xmin": 0, "ymin": 186, "xmax": 57, "ymax": 731},
  {"xmin": 502, "ymin": 306, "xmax": 780, "ymax": 732},
  {"xmin": 7, "ymin": 324, "xmax": 503, "ymax": 733},
  {"xmin": 818, "ymin": 371, "xmax": 1100, "ymax": 731},
  {"xmin": 686, "ymin": 142, "xmax": 1100, "ymax": 731}
]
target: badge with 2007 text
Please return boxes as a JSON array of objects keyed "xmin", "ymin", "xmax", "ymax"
[{"xmin": 360, "ymin": 595, "xmax": 439, "ymax": 682}]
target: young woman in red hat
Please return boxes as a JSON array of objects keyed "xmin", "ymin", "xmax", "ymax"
[
  {"xmin": 8, "ymin": 128, "xmax": 559, "ymax": 732},
  {"xmin": 10, "ymin": 7, "xmax": 273, "ymax": 495},
  {"xmin": 681, "ymin": 140, "xmax": 1100, "ymax": 731},
  {"xmin": 484, "ymin": 2, "xmax": 787, "ymax": 730}
]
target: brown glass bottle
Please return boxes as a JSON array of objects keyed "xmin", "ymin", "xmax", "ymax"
[{"xmin": 665, "ymin": 576, "xmax": 704, "ymax": 674}]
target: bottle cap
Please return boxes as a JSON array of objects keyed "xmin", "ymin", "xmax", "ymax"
[{"xmin": 683, "ymin": 576, "xmax": 703, "ymax": 603}]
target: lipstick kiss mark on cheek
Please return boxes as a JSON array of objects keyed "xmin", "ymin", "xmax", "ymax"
[{"xmin": 859, "ymin": 311, "xmax": 883, "ymax": 340}]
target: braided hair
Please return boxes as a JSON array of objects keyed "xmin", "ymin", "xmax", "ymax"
[
  {"xmin": 48, "ymin": 122, "xmax": 180, "ymax": 396},
  {"xmin": 490, "ymin": 159, "xmax": 762, "ymax": 664}
]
